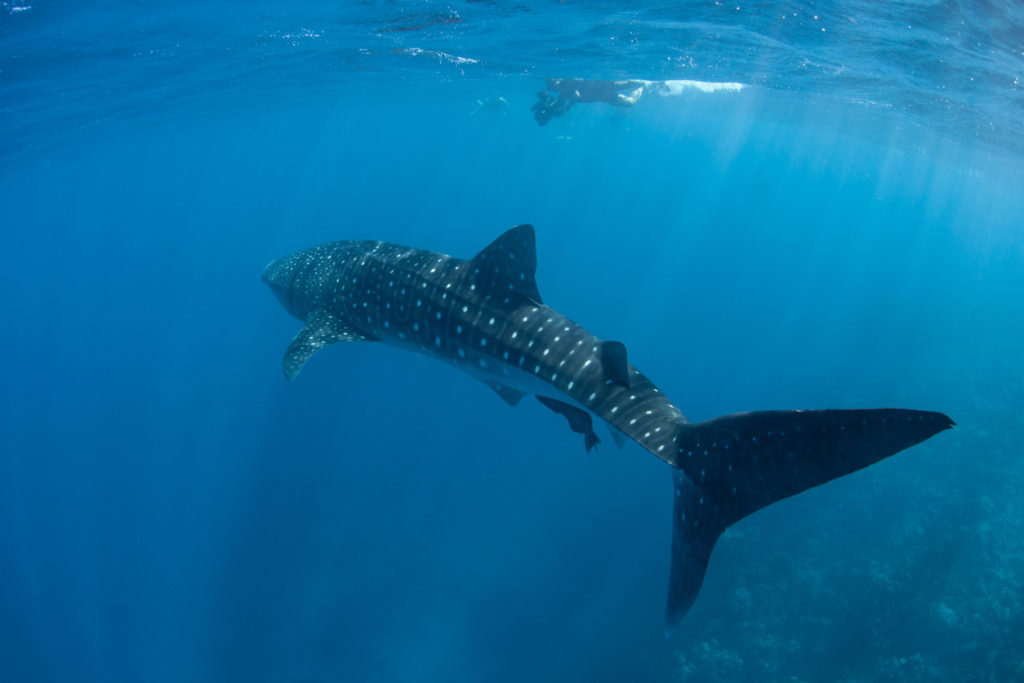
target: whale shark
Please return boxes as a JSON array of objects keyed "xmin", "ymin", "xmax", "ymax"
[{"xmin": 262, "ymin": 224, "xmax": 953, "ymax": 631}]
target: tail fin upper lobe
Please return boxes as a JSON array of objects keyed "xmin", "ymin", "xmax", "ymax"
[{"xmin": 666, "ymin": 408, "xmax": 954, "ymax": 632}]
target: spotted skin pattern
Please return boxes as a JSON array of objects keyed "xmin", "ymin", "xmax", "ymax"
[
  {"xmin": 264, "ymin": 224, "xmax": 954, "ymax": 632},
  {"xmin": 264, "ymin": 226, "xmax": 687, "ymax": 459}
]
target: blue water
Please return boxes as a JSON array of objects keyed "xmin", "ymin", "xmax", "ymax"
[{"xmin": 1, "ymin": 2, "xmax": 1022, "ymax": 682}]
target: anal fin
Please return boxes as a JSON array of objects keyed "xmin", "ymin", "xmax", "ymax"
[
  {"xmin": 536, "ymin": 396, "xmax": 600, "ymax": 452},
  {"xmin": 604, "ymin": 419, "xmax": 627, "ymax": 449}
]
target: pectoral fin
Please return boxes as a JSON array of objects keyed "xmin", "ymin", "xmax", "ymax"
[{"xmin": 283, "ymin": 311, "xmax": 378, "ymax": 381}]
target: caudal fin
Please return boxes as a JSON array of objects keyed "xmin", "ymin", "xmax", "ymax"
[
  {"xmin": 667, "ymin": 468, "xmax": 727, "ymax": 630},
  {"xmin": 665, "ymin": 408, "xmax": 954, "ymax": 633}
]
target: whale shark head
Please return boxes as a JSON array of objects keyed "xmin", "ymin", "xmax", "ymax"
[{"xmin": 261, "ymin": 253, "xmax": 305, "ymax": 319}]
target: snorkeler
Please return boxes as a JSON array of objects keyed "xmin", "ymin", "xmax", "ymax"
[
  {"xmin": 531, "ymin": 78, "xmax": 649, "ymax": 125},
  {"xmin": 469, "ymin": 96, "xmax": 509, "ymax": 116}
]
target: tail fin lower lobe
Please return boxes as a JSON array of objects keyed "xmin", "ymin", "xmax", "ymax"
[{"xmin": 666, "ymin": 408, "xmax": 954, "ymax": 632}]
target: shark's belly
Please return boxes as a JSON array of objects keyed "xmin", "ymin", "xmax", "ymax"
[{"xmin": 380, "ymin": 333, "xmax": 590, "ymax": 410}]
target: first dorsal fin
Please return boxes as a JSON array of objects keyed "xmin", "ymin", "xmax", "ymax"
[{"xmin": 468, "ymin": 224, "xmax": 542, "ymax": 305}]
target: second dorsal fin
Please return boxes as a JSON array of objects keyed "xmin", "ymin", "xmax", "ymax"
[{"xmin": 598, "ymin": 340, "xmax": 631, "ymax": 388}]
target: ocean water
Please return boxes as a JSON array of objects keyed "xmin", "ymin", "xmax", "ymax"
[{"xmin": 1, "ymin": 2, "xmax": 1022, "ymax": 682}]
